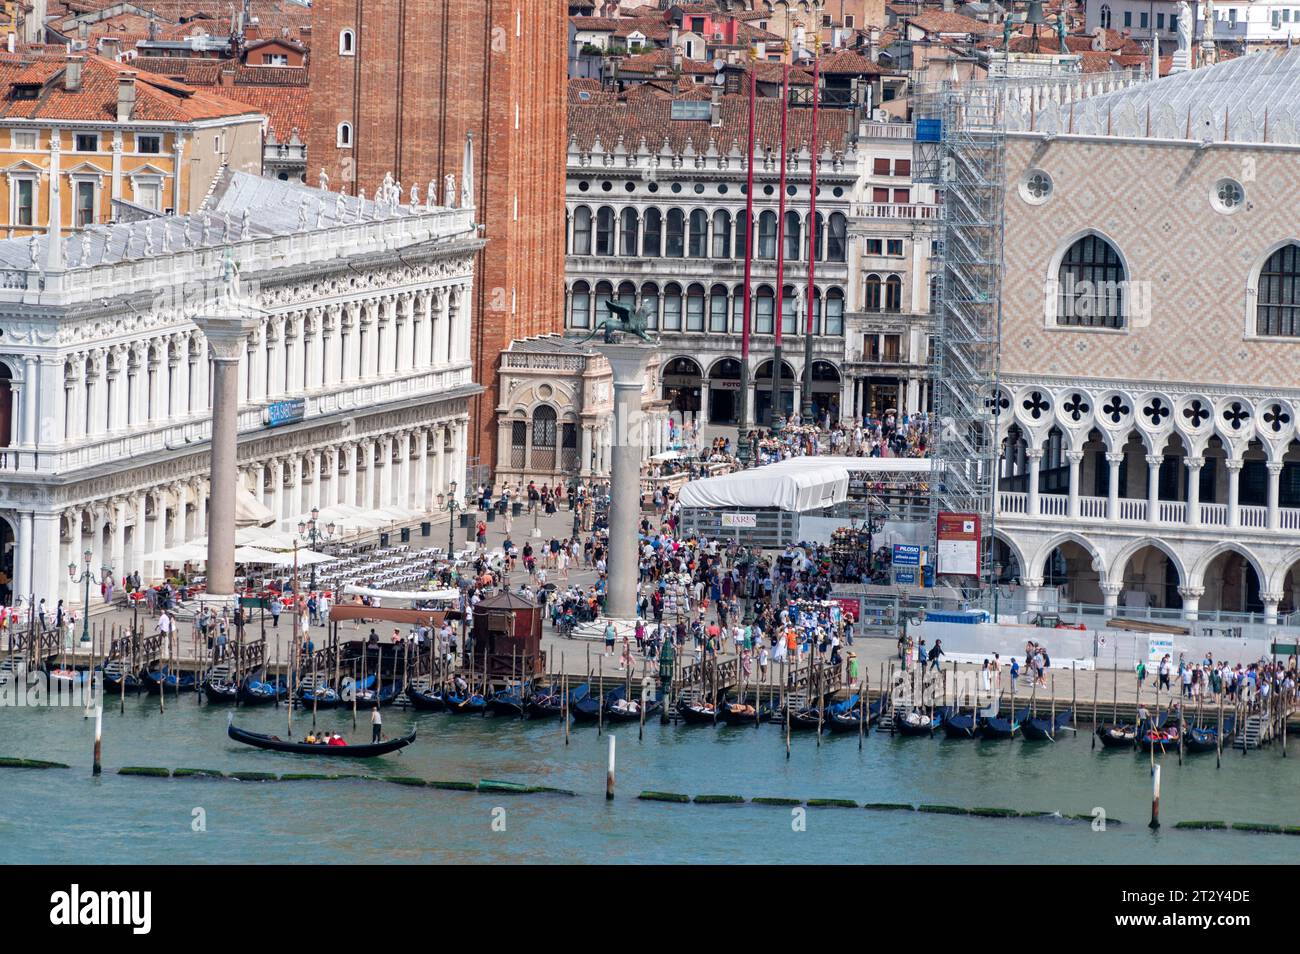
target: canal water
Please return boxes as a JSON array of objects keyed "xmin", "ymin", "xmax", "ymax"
[{"xmin": 1, "ymin": 700, "xmax": 1296, "ymax": 863}]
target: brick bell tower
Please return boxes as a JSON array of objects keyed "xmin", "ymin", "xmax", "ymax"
[{"xmin": 308, "ymin": 0, "xmax": 567, "ymax": 475}]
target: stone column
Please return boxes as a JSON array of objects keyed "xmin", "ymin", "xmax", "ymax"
[
  {"xmin": 580, "ymin": 424, "xmax": 593, "ymax": 477},
  {"xmin": 1263, "ymin": 590, "xmax": 1282, "ymax": 625},
  {"xmin": 362, "ymin": 440, "xmax": 376, "ymax": 511},
  {"xmin": 1145, "ymin": 454, "xmax": 1162, "ymax": 524},
  {"xmin": 1025, "ymin": 449, "xmax": 1042, "ymax": 516},
  {"xmin": 1184, "ymin": 456, "xmax": 1203, "ymax": 527},
  {"xmin": 31, "ymin": 512, "xmax": 60, "ymax": 608},
  {"xmin": 398, "ymin": 432, "xmax": 412, "ymax": 510},
  {"xmin": 1102, "ymin": 452, "xmax": 1123, "ymax": 521},
  {"xmin": 1020, "ymin": 576, "xmax": 1044, "ymax": 614},
  {"xmin": 15, "ymin": 510, "xmax": 32, "ymax": 600},
  {"xmin": 1100, "ymin": 581, "xmax": 1122, "ymax": 615},
  {"xmin": 21, "ymin": 356, "xmax": 37, "ymax": 446},
  {"xmin": 1226, "ymin": 459, "xmax": 1242, "ymax": 528},
  {"xmin": 193, "ymin": 311, "xmax": 258, "ymax": 600},
  {"xmin": 288, "ymin": 454, "xmax": 304, "ymax": 520},
  {"xmin": 1178, "ymin": 585, "xmax": 1204, "ymax": 622},
  {"xmin": 1266, "ymin": 462, "xmax": 1283, "ymax": 530},
  {"xmin": 110, "ymin": 498, "xmax": 127, "ymax": 577},
  {"xmin": 1066, "ymin": 449, "xmax": 1083, "ymax": 518},
  {"xmin": 434, "ymin": 427, "xmax": 447, "ymax": 492},
  {"xmin": 131, "ymin": 492, "xmax": 146, "ymax": 577},
  {"xmin": 594, "ymin": 341, "xmax": 657, "ymax": 621},
  {"xmin": 414, "ymin": 429, "xmax": 429, "ymax": 511},
  {"xmin": 270, "ymin": 458, "xmax": 285, "ymax": 522},
  {"xmin": 344, "ymin": 443, "xmax": 359, "ymax": 507}
]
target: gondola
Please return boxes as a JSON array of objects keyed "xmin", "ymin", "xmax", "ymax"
[
  {"xmin": 571, "ymin": 686, "xmax": 622, "ymax": 723},
  {"xmin": 203, "ymin": 678, "xmax": 240, "ymax": 703},
  {"xmin": 227, "ymin": 722, "xmax": 416, "ymax": 757},
  {"xmin": 487, "ymin": 683, "xmax": 530, "ymax": 718},
  {"xmin": 99, "ymin": 666, "xmax": 142, "ymax": 695},
  {"xmin": 144, "ymin": 668, "xmax": 196, "ymax": 695},
  {"xmin": 717, "ymin": 698, "xmax": 762, "ymax": 726},
  {"xmin": 604, "ymin": 686, "xmax": 662, "ymax": 723},
  {"xmin": 352, "ymin": 678, "xmax": 404, "ymax": 708},
  {"xmin": 941, "ymin": 711, "xmax": 979, "ymax": 739},
  {"xmin": 444, "ymin": 691, "xmax": 486, "ymax": 715},
  {"xmin": 526, "ymin": 682, "xmax": 587, "ymax": 719},
  {"xmin": 979, "ymin": 707, "xmax": 1029, "ymax": 740},
  {"xmin": 789, "ymin": 705, "xmax": 828, "ymax": 731},
  {"xmin": 237, "ymin": 675, "xmax": 288, "ymax": 706},
  {"xmin": 1095, "ymin": 723, "xmax": 1137, "ymax": 748},
  {"xmin": 406, "ymin": 684, "xmax": 446, "ymax": 712},
  {"xmin": 1022, "ymin": 709, "xmax": 1073, "ymax": 742},
  {"xmin": 895, "ymin": 706, "xmax": 947, "ymax": 737},
  {"xmin": 298, "ymin": 683, "xmax": 340, "ymax": 709},
  {"xmin": 826, "ymin": 698, "xmax": 882, "ymax": 734},
  {"xmin": 1138, "ymin": 724, "xmax": 1181, "ymax": 752},
  {"xmin": 676, "ymin": 699, "xmax": 717, "ymax": 725},
  {"xmin": 1184, "ymin": 717, "xmax": 1234, "ymax": 754}
]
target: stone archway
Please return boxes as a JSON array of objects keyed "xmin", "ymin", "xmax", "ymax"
[
  {"xmin": 1197, "ymin": 545, "xmax": 1264, "ymax": 616},
  {"xmin": 1113, "ymin": 540, "xmax": 1184, "ymax": 612},
  {"xmin": 1038, "ymin": 536, "xmax": 1104, "ymax": 605}
]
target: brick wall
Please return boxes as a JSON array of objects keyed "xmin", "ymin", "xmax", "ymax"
[{"xmin": 308, "ymin": 0, "xmax": 567, "ymax": 471}]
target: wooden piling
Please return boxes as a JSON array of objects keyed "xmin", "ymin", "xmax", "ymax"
[
  {"xmin": 605, "ymin": 733, "xmax": 616, "ymax": 800},
  {"xmin": 1148, "ymin": 762, "xmax": 1161, "ymax": 830}
]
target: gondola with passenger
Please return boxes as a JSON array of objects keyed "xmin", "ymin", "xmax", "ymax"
[
  {"xmin": 1095, "ymin": 723, "xmax": 1137, "ymax": 747},
  {"xmin": 717, "ymin": 697, "xmax": 763, "ymax": 726},
  {"xmin": 895, "ymin": 706, "xmax": 948, "ymax": 736},
  {"xmin": 444, "ymin": 689, "xmax": 487, "ymax": 715},
  {"xmin": 603, "ymin": 686, "xmax": 663, "ymax": 723},
  {"xmin": 676, "ymin": 698, "xmax": 717, "ymax": 725},
  {"xmin": 1184, "ymin": 716, "xmax": 1234, "ymax": 753},
  {"xmin": 203, "ymin": 677, "xmax": 240, "ymax": 703},
  {"xmin": 227, "ymin": 721, "xmax": 416, "ymax": 757},
  {"xmin": 526, "ymin": 682, "xmax": 587, "ymax": 719}
]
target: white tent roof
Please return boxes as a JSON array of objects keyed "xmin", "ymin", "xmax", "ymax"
[
  {"xmin": 340, "ymin": 585, "xmax": 460, "ymax": 605},
  {"xmin": 677, "ymin": 456, "xmax": 931, "ymax": 513}
]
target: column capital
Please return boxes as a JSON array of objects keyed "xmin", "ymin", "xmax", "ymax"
[
  {"xmin": 1066, "ymin": 450, "xmax": 1084, "ymax": 463},
  {"xmin": 1261, "ymin": 590, "xmax": 1284, "ymax": 605},
  {"xmin": 1020, "ymin": 576, "xmax": 1044, "ymax": 589},
  {"xmin": 1024, "ymin": 448, "xmax": 1043, "ymax": 461},
  {"xmin": 1267, "ymin": 461, "xmax": 1285, "ymax": 475},
  {"xmin": 1225, "ymin": 458, "xmax": 1244, "ymax": 473},
  {"xmin": 195, "ymin": 315, "xmax": 259, "ymax": 362},
  {"xmin": 1099, "ymin": 582, "xmax": 1123, "ymax": 597},
  {"xmin": 1145, "ymin": 454, "xmax": 1163, "ymax": 467},
  {"xmin": 1184, "ymin": 455, "xmax": 1204, "ymax": 469},
  {"xmin": 1105, "ymin": 452, "xmax": 1125, "ymax": 464},
  {"xmin": 1177, "ymin": 585, "xmax": 1205, "ymax": 600}
]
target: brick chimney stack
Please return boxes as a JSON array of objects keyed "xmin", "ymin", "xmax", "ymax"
[
  {"xmin": 116, "ymin": 70, "xmax": 137, "ymax": 121},
  {"xmin": 64, "ymin": 52, "xmax": 84, "ymax": 91}
]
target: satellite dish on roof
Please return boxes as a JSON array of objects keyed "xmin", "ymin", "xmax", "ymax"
[{"xmin": 712, "ymin": 58, "xmax": 725, "ymax": 71}]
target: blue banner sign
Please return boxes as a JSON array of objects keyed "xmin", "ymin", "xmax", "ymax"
[{"xmin": 266, "ymin": 398, "xmax": 306, "ymax": 428}]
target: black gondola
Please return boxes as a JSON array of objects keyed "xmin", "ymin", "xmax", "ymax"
[
  {"xmin": 676, "ymin": 699, "xmax": 717, "ymax": 725},
  {"xmin": 895, "ymin": 706, "xmax": 947, "ymax": 736},
  {"xmin": 99, "ymin": 667, "xmax": 142, "ymax": 694},
  {"xmin": 526, "ymin": 682, "xmax": 587, "ymax": 719},
  {"xmin": 444, "ymin": 692, "xmax": 486, "ymax": 715},
  {"xmin": 487, "ymin": 683, "xmax": 530, "ymax": 717},
  {"xmin": 941, "ymin": 711, "xmax": 979, "ymax": 739},
  {"xmin": 717, "ymin": 698, "xmax": 762, "ymax": 726},
  {"xmin": 353, "ymin": 679, "xmax": 404, "ymax": 708},
  {"xmin": 144, "ymin": 668, "xmax": 196, "ymax": 695},
  {"xmin": 572, "ymin": 686, "xmax": 622, "ymax": 723},
  {"xmin": 1138, "ymin": 724, "xmax": 1181, "ymax": 752},
  {"xmin": 826, "ymin": 698, "xmax": 882, "ymax": 734},
  {"xmin": 298, "ymin": 683, "xmax": 340, "ymax": 709},
  {"xmin": 227, "ymin": 722, "xmax": 416, "ymax": 757},
  {"xmin": 203, "ymin": 678, "xmax": 240, "ymax": 703},
  {"xmin": 407, "ymin": 684, "xmax": 446, "ymax": 712},
  {"xmin": 604, "ymin": 686, "xmax": 663, "ymax": 723},
  {"xmin": 1184, "ymin": 717, "xmax": 1234, "ymax": 753},
  {"xmin": 1095, "ymin": 723, "xmax": 1136, "ymax": 747},
  {"xmin": 1022, "ymin": 709, "xmax": 1073, "ymax": 741},
  {"xmin": 237, "ymin": 675, "xmax": 288, "ymax": 706},
  {"xmin": 980, "ymin": 707, "xmax": 1029, "ymax": 740}
]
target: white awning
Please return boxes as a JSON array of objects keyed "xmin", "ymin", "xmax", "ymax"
[
  {"xmin": 677, "ymin": 456, "xmax": 931, "ymax": 513},
  {"xmin": 236, "ymin": 486, "xmax": 276, "ymax": 528},
  {"xmin": 340, "ymin": 585, "xmax": 460, "ymax": 605}
]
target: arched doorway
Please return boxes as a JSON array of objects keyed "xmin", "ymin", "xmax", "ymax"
[
  {"xmin": 808, "ymin": 360, "xmax": 841, "ymax": 424},
  {"xmin": 1199, "ymin": 549, "xmax": 1263, "ymax": 616},
  {"xmin": 753, "ymin": 358, "xmax": 795, "ymax": 425},
  {"xmin": 1041, "ymin": 539, "xmax": 1102, "ymax": 604},
  {"xmin": 661, "ymin": 356, "xmax": 702, "ymax": 425},
  {"xmin": 1117, "ymin": 544, "xmax": 1182, "ymax": 612},
  {"xmin": 987, "ymin": 534, "xmax": 1023, "ymax": 583},
  {"xmin": 0, "ymin": 514, "xmax": 13, "ymax": 605},
  {"xmin": 707, "ymin": 357, "xmax": 741, "ymax": 425},
  {"xmin": 0, "ymin": 363, "xmax": 12, "ymax": 451}
]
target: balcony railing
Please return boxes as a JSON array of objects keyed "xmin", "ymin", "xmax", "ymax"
[
  {"xmin": 998, "ymin": 491, "xmax": 1300, "ymax": 534},
  {"xmin": 859, "ymin": 202, "xmax": 941, "ymax": 220}
]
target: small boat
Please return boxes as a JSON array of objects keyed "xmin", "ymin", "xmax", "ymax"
[
  {"xmin": 407, "ymin": 684, "xmax": 446, "ymax": 712},
  {"xmin": 604, "ymin": 686, "xmax": 662, "ymax": 723},
  {"xmin": 298, "ymin": 682, "xmax": 340, "ymax": 709},
  {"xmin": 144, "ymin": 668, "xmax": 196, "ymax": 695},
  {"xmin": 526, "ymin": 683, "xmax": 588, "ymax": 719},
  {"xmin": 1138, "ymin": 724, "xmax": 1181, "ymax": 752},
  {"xmin": 99, "ymin": 664, "xmax": 141, "ymax": 695},
  {"xmin": 238, "ymin": 676, "xmax": 288, "ymax": 706},
  {"xmin": 895, "ymin": 706, "xmax": 946, "ymax": 736},
  {"xmin": 1184, "ymin": 717, "xmax": 1234, "ymax": 754},
  {"xmin": 228, "ymin": 722, "xmax": 416, "ymax": 757},
  {"xmin": 826, "ymin": 698, "xmax": 882, "ymax": 735},
  {"xmin": 1095, "ymin": 723, "xmax": 1137, "ymax": 748},
  {"xmin": 980, "ymin": 707, "xmax": 1029, "ymax": 740},
  {"xmin": 203, "ymin": 678, "xmax": 240, "ymax": 703},
  {"xmin": 352, "ymin": 678, "xmax": 404, "ymax": 708},
  {"xmin": 45, "ymin": 666, "xmax": 92, "ymax": 687},
  {"xmin": 572, "ymin": 686, "xmax": 623, "ymax": 723},
  {"xmin": 676, "ymin": 699, "xmax": 717, "ymax": 725},
  {"xmin": 717, "ymin": 698, "xmax": 762, "ymax": 726},
  {"xmin": 1022, "ymin": 709, "xmax": 1073, "ymax": 742},
  {"xmin": 789, "ymin": 707, "xmax": 825, "ymax": 731},
  {"xmin": 444, "ymin": 691, "xmax": 486, "ymax": 715},
  {"xmin": 487, "ymin": 684, "xmax": 530, "ymax": 718},
  {"xmin": 941, "ymin": 711, "xmax": 979, "ymax": 740}
]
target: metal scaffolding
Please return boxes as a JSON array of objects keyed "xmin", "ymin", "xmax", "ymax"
[{"xmin": 913, "ymin": 78, "xmax": 1008, "ymax": 590}]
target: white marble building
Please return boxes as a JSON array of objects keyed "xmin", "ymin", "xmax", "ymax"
[{"xmin": 0, "ymin": 170, "xmax": 480, "ymax": 609}]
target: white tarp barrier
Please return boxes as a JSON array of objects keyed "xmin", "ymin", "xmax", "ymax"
[
  {"xmin": 677, "ymin": 455, "xmax": 931, "ymax": 513},
  {"xmin": 340, "ymin": 585, "xmax": 460, "ymax": 605}
]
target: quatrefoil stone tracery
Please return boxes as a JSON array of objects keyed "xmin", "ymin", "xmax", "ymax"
[
  {"xmin": 1263, "ymin": 403, "xmax": 1291, "ymax": 433},
  {"xmin": 1142, "ymin": 397, "xmax": 1170, "ymax": 427},
  {"xmin": 1101, "ymin": 395, "xmax": 1130, "ymax": 424},
  {"xmin": 1222, "ymin": 401, "xmax": 1251, "ymax": 431},
  {"xmin": 1182, "ymin": 399, "xmax": 1210, "ymax": 428},
  {"xmin": 1062, "ymin": 393, "xmax": 1090, "ymax": 422}
]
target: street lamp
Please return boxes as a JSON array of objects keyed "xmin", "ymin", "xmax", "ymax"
[
  {"xmin": 441, "ymin": 481, "xmax": 461, "ymax": 556},
  {"xmin": 296, "ymin": 507, "xmax": 335, "ymax": 591},
  {"xmin": 68, "ymin": 548, "xmax": 110, "ymax": 646}
]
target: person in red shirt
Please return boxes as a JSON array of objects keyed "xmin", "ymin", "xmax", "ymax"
[{"xmin": 328, "ymin": 733, "xmax": 347, "ymax": 746}]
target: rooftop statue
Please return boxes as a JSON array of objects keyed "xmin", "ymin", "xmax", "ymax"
[{"xmin": 579, "ymin": 297, "xmax": 656, "ymax": 345}]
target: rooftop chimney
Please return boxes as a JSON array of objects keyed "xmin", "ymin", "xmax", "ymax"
[
  {"xmin": 100, "ymin": 36, "xmax": 120, "ymax": 60},
  {"xmin": 64, "ymin": 52, "xmax": 84, "ymax": 91},
  {"xmin": 116, "ymin": 70, "xmax": 137, "ymax": 122}
]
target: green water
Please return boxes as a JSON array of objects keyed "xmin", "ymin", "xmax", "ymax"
[{"xmin": 1, "ymin": 699, "xmax": 1296, "ymax": 863}]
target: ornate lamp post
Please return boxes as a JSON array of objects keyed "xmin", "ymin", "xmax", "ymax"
[
  {"xmin": 439, "ymin": 481, "xmax": 461, "ymax": 556},
  {"xmin": 296, "ymin": 507, "xmax": 335, "ymax": 592},
  {"xmin": 68, "ymin": 548, "xmax": 110, "ymax": 646}
]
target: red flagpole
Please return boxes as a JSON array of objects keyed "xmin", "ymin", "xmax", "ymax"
[
  {"xmin": 738, "ymin": 54, "xmax": 758, "ymax": 465},
  {"xmin": 770, "ymin": 42, "xmax": 792, "ymax": 430},
  {"xmin": 802, "ymin": 49, "xmax": 820, "ymax": 425}
]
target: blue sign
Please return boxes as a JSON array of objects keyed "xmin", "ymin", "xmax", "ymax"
[
  {"xmin": 916, "ymin": 118, "xmax": 942, "ymax": 142},
  {"xmin": 266, "ymin": 398, "xmax": 306, "ymax": 428},
  {"xmin": 894, "ymin": 570, "xmax": 916, "ymax": 585},
  {"xmin": 892, "ymin": 544, "xmax": 922, "ymax": 567}
]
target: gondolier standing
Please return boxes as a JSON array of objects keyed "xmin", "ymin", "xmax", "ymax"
[{"xmin": 370, "ymin": 705, "xmax": 383, "ymax": 743}]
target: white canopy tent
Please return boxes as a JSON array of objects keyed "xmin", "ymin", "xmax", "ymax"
[
  {"xmin": 677, "ymin": 456, "xmax": 932, "ymax": 513},
  {"xmin": 340, "ymin": 584, "xmax": 459, "ymax": 605}
]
